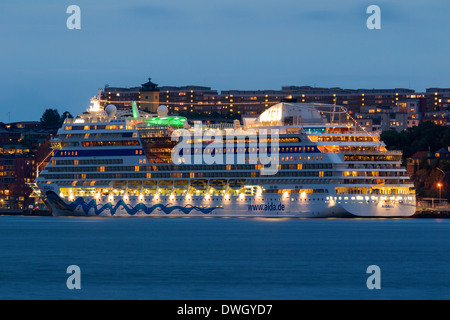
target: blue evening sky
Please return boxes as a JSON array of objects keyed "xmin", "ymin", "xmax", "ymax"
[{"xmin": 0, "ymin": 0, "xmax": 449, "ymax": 122}]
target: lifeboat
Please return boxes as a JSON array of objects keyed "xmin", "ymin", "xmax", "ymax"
[
  {"xmin": 228, "ymin": 179, "xmax": 244, "ymax": 190},
  {"xmin": 174, "ymin": 180, "xmax": 189, "ymax": 189},
  {"xmin": 190, "ymin": 179, "xmax": 207, "ymax": 190},
  {"xmin": 112, "ymin": 181, "xmax": 127, "ymax": 189},
  {"xmin": 143, "ymin": 180, "xmax": 157, "ymax": 189},
  {"xmin": 159, "ymin": 180, "xmax": 173, "ymax": 189},
  {"xmin": 209, "ymin": 179, "xmax": 227, "ymax": 190}
]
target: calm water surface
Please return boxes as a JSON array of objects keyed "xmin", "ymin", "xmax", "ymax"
[{"xmin": 0, "ymin": 216, "xmax": 449, "ymax": 299}]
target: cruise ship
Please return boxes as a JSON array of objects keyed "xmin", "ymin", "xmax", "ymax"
[{"xmin": 32, "ymin": 98, "xmax": 416, "ymax": 217}]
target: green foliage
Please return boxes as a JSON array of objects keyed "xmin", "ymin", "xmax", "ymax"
[
  {"xmin": 40, "ymin": 108, "xmax": 61, "ymax": 127},
  {"xmin": 381, "ymin": 122, "xmax": 450, "ymax": 200},
  {"xmin": 380, "ymin": 121, "xmax": 450, "ymax": 160},
  {"xmin": 60, "ymin": 111, "xmax": 73, "ymax": 125},
  {"xmin": 440, "ymin": 160, "xmax": 450, "ymax": 173}
]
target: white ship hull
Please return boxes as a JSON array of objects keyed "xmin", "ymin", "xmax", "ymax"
[{"xmin": 45, "ymin": 191, "xmax": 416, "ymax": 218}]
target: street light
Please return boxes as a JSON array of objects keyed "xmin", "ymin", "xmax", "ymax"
[
  {"xmin": 437, "ymin": 182, "xmax": 442, "ymax": 206},
  {"xmin": 436, "ymin": 168, "xmax": 448, "ymax": 207}
]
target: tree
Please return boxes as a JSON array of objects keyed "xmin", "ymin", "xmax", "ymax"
[
  {"xmin": 381, "ymin": 121, "xmax": 450, "ymax": 161},
  {"xmin": 40, "ymin": 109, "xmax": 61, "ymax": 127},
  {"xmin": 60, "ymin": 111, "xmax": 73, "ymax": 125}
]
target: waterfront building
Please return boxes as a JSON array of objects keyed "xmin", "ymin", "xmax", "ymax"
[
  {"xmin": 100, "ymin": 86, "xmax": 140, "ymax": 109},
  {"xmin": 0, "ymin": 122, "xmax": 54, "ymax": 210},
  {"xmin": 355, "ymin": 105, "xmax": 409, "ymax": 132},
  {"xmin": 100, "ymin": 78, "xmax": 160, "ymax": 113},
  {"xmin": 422, "ymin": 111, "xmax": 450, "ymax": 126},
  {"xmin": 159, "ymin": 85, "xmax": 218, "ymax": 114},
  {"xmin": 139, "ymin": 78, "xmax": 160, "ymax": 113},
  {"xmin": 435, "ymin": 147, "xmax": 450, "ymax": 160},
  {"xmin": 406, "ymin": 151, "xmax": 434, "ymax": 177},
  {"xmin": 0, "ymin": 157, "xmax": 35, "ymax": 209},
  {"xmin": 425, "ymin": 88, "xmax": 450, "ymax": 112},
  {"xmin": 281, "ymin": 86, "xmax": 415, "ymax": 116},
  {"xmin": 98, "ymin": 77, "xmax": 450, "ymax": 128}
]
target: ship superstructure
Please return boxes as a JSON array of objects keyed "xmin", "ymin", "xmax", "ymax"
[{"xmin": 33, "ymin": 99, "xmax": 416, "ymax": 217}]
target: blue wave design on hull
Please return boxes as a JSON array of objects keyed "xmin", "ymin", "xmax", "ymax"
[{"xmin": 47, "ymin": 192, "xmax": 218, "ymax": 216}]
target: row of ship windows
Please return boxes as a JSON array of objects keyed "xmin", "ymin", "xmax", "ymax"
[
  {"xmin": 58, "ymin": 132, "xmax": 134, "ymax": 139},
  {"xmin": 344, "ymin": 155, "xmax": 401, "ymax": 162},
  {"xmin": 186, "ymin": 137, "xmax": 301, "ymax": 144},
  {"xmin": 47, "ymin": 163, "xmax": 333, "ymax": 172},
  {"xmin": 177, "ymin": 146, "xmax": 319, "ymax": 154},
  {"xmin": 41, "ymin": 171, "xmax": 335, "ymax": 180},
  {"xmin": 172, "ymin": 163, "xmax": 333, "ymax": 171},
  {"xmin": 174, "ymin": 155, "xmax": 325, "ymax": 164},
  {"xmin": 64, "ymin": 125, "xmax": 125, "ymax": 130},
  {"xmin": 59, "ymin": 144, "xmax": 320, "ymax": 154},
  {"xmin": 52, "ymin": 159, "xmax": 124, "ymax": 166},
  {"xmin": 311, "ymin": 136, "xmax": 376, "ymax": 142},
  {"xmin": 53, "ymin": 140, "xmax": 140, "ymax": 147},
  {"xmin": 50, "ymin": 180, "xmax": 339, "ymax": 187}
]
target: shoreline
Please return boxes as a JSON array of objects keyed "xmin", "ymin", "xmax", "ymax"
[
  {"xmin": 0, "ymin": 210, "xmax": 52, "ymax": 217},
  {"xmin": 0, "ymin": 209, "xmax": 449, "ymax": 218}
]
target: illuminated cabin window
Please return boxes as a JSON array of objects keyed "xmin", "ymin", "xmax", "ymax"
[
  {"xmin": 82, "ymin": 140, "xmax": 139, "ymax": 147},
  {"xmin": 105, "ymin": 125, "xmax": 124, "ymax": 130}
]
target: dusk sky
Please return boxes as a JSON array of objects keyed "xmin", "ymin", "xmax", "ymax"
[{"xmin": 1, "ymin": 0, "xmax": 449, "ymax": 123}]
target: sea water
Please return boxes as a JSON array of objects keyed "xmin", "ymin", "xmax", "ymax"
[{"xmin": 0, "ymin": 216, "xmax": 448, "ymax": 300}]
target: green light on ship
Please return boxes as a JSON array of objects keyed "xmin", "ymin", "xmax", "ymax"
[{"xmin": 145, "ymin": 116, "xmax": 186, "ymax": 128}]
